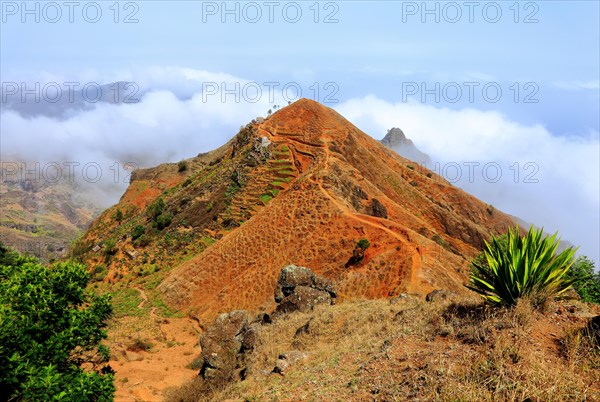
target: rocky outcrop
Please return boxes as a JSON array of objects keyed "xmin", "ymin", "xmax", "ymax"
[
  {"xmin": 380, "ymin": 127, "xmax": 431, "ymax": 164},
  {"xmin": 587, "ymin": 315, "xmax": 600, "ymax": 345},
  {"xmin": 370, "ymin": 198, "xmax": 388, "ymax": 219},
  {"xmin": 199, "ymin": 310, "xmax": 260, "ymax": 383},
  {"xmin": 274, "ymin": 265, "xmax": 337, "ymax": 314},
  {"xmin": 196, "ymin": 265, "xmax": 335, "ymax": 385}
]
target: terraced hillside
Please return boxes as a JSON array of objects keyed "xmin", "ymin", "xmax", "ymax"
[{"xmin": 0, "ymin": 168, "xmax": 100, "ymax": 261}]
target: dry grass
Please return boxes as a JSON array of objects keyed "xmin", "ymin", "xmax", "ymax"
[{"xmin": 166, "ymin": 296, "xmax": 600, "ymax": 402}]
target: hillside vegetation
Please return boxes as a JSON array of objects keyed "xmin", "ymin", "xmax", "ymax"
[{"xmin": 168, "ymin": 296, "xmax": 599, "ymax": 402}]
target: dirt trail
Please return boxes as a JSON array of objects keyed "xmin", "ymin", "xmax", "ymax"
[
  {"xmin": 110, "ymin": 287, "xmax": 199, "ymax": 401},
  {"xmin": 274, "ymin": 127, "xmax": 424, "ymax": 293},
  {"xmin": 134, "ymin": 286, "xmax": 158, "ymax": 318},
  {"xmin": 257, "ymin": 124, "xmax": 423, "ymax": 291}
]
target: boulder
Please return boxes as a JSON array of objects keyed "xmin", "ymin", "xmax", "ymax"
[
  {"xmin": 389, "ymin": 294, "xmax": 409, "ymax": 304},
  {"xmin": 370, "ymin": 198, "xmax": 388, "ymax": 219},
  {"xmin": 425, "ymin": 289, "xmax": 455, "ymax": 302},
  {"xmin": 273, "ymin": 351, "xmax": 309, "ymax": 375},
  {"xmin": 124, "ymin": 351, "xmax": 144, "ymax": 362},
  {"xmin": 274, "ymin": 265, "xmax": 336, "ymax": 314},
  {"xmin": 586, "ymin": 315, "xmax": 600, "ymax": 345},
  {"xmin": 199, "ymin": 310, "xmax": 259, "ymax": 383}
]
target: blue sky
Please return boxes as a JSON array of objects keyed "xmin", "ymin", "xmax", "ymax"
[
  {"xmin": 1, "ymin": 1, "xmax": 599, "ymax": 263},
  {"xmin": 3, "ymin": 1, "xmax": 599, "ymax": 134}
]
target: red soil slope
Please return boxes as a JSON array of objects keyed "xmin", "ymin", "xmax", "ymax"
[{"xmin": 154, "ymin": 99, "xmax": 515, "ymax": 320}]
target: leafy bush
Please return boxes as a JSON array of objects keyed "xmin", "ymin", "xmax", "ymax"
[
  {"xmin": 91, "ymin": 264, "xmax": 108, "ymax": 282},
  {"xmin": 103, "ymin": 239, "xmax": 116, "ymax": 256},
  {"xmin": 147, "ymin": 197, "xmax": 165, "ymax": 219},
  {"xmin": 133, "ymin": 234, "xmax": 150, "ymax": 248},
  {"xmin": 113, "ymin": 208, "xmax": 123, "ymax": 222},
  {"xmin": 468, "ymin": 226, "xmax": 578, "ymax": 308},
  {"xmin": 131, "ymin": 224, "xmax": 146, "ymax": 240},
  {"xmin": 345, "ymin": 239, "xmax": 371, "ymax": 267},
  {"xmin": 155, "ymin": 212, "xmax": 172, "ymax": 231},
  {"xmin": 178, "ymin": 160, "xmax": 188, "ymax": 172},
  {"xmin": 0, "ymin": 243, "xmax": 34, "ymax": 267},
  {"xmin": 566, "ymin": 256, "xmax": 600, "ymax": 304},
  {"xmin": 0, "ymin": 244, "xmax": 114, "ymax": 401},
  {"xmin": 357, "ymin": 239, "xmax": 371, "ymax": 250}
]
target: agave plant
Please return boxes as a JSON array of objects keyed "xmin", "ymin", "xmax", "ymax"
[{"xmin": 468, "ymin": 226, "xmax": 578, "ymax": 307}]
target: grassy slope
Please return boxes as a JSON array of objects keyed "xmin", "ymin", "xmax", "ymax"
[{"xmin": 168, "ymin": 296, "xmax": 600, "ymax": 402}]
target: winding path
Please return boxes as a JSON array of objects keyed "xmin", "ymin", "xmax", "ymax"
[
  {"xmin": 134, "ymin": 286, "xmax": 158, "ymax": 318},
  {"xmin": 259, "ymin": 124, "xmax": 423, "ymax": 292}
]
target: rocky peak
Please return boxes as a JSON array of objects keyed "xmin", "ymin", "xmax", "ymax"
[
  {"xmin": 381, "ymin": 127, "xmax": 411, "ymax": 147},
  {"xmin": 380, "ymin": 127, "xmax": 431, "ymax": 164}
]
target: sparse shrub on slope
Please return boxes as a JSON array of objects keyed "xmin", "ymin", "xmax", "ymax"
[
  {"xmin": 146, "ymin": 197, "xmax": 172, "ymax": 231},
  {"xmin": 146, "ymin": 197, "xmax": 165, "ymax": 219},
  {"xmin": 345, "ymin": 238, "xmax": 371, "ymax": 267},
  {"xmin": 112, "ymin": 208, "xmax": 123, "ymax": 222},
  {"xmin": 154, "ymin": 212, "xmax": 172, "ymax": 230},
  {"xmin": 131, "ymin": 224, "xmax": 146, "ymax": 240},
  {"xmin": 178, "ymin": 160, "xmax": 188, "ymax": 172},
  {"xmin": 468, "ymin": 226, "xmax": 578, "ymax": 308},
  {"xmin": 0, "ymin": 243, "xmax": 114, "ymax": 401}
]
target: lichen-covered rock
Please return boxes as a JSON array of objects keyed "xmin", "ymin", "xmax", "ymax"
[
  {"xmin": 273, "ymin": 351, "xmax": 309, "ymax": 375},
  {"xmin": 199, "ymin": 310, "xmax": 258, "ymax": 382},
  {"xmin": 370, "ymin": 198, "xmax": 388, "ymax": 219},
  {"xmin": 587, "ymin": 315, "xmax": 600, "ymax": 345},
  {"xmin": 425, "ymin": 289, "xmax": 456, "ymax": 302},
  {"xmin": 273, "ymin": 265, "xmax": 336, "ymax": 315}
]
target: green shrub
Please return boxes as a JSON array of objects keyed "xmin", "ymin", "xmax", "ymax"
[
  {"xmin": 566, "ymin": 256, "xmax": 600, "ymax": 304},
  {"xmin": 470, "ymin": 234, "xmax": 508, "ymax": 277},
  {"xmin": 345, "ymin": 239, "xmax": 371, "ymax": 267},
  {"xmin": 131, "ymin": 225, "xmax": 146, "ymax": 240},
  {"xmin": 113, "ymin": 208, "xmax": 123, "ymax": 222},
  {"xmin": 357, "ymin": 239, "xmax": 371, "ymax": 250},
  {"xmin": 468, "ymin": 226, "xmax": 578, "ymax": 308},
  {"xmin": 133, "ymin": 235, "xmax": 150, "ymax": 248},
  {"xmin": 155, "ymin": 212, "xmax": 172, "ymax": 231},
  {"xmin": 69, "ymin": 237, "xmax": 90, "ymax": 262},
  {"xmin": 147, "ymin": 197, "xmax": 165, "ymax": 219},
  {"xmin": 260, "ymin": 194, "xmax": 273, "ymax": 204},
  {"xmin": 0, "ymin": 244, "xmax": 114, "ymax": 401},
  {"xmin": 103, "ymin": 239, "xmax": 116, "ymax": 256},
  {"xmin": 178, "ymin": 160, "xmax": 188, "ymax": 172},
  {"xmin": 92, "ymin": 264, "xmax": 108, "ymax": 282}
]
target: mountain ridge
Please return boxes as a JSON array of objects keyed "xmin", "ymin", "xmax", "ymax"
[{"xmin": 78, "ymin": 99, "xmax": 516, "ymax": 321}]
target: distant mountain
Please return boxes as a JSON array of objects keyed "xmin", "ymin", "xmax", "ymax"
[
  {"xmin": 1, "ymin": 81, "xmax": 142, "ymax": 119},
  {"xmin": 0, "ymin": 160, "xmax": 101, "ymax": 261},
  {"xmin": 380, "ymin": 127, "xmax": 431, "ymax": 164}
]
